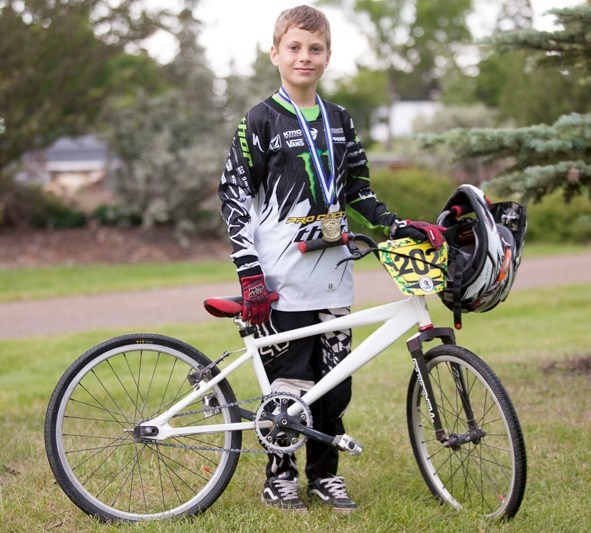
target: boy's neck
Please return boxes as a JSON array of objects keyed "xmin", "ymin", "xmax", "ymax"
[{"xmin": 281, "ymin": 84, "xmax": 318, "ymax": 107}]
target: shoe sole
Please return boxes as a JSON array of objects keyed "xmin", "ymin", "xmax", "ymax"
[
  {"xmin": 331, "ymin": 506, "xmax": 358, "ymax": 513},
  {"xmin": 260, "ymin": 495, "xmax": 308, "ymax": 513}
]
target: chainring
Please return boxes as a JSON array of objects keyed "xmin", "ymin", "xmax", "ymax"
[{"xmin": 255, "ymin": 392, "xmax": 313, "ymax": 455}]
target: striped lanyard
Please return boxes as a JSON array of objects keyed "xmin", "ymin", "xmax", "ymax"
[{"xmin": 278, "ymin": 86, "xmax": 335, "ymax": 207}]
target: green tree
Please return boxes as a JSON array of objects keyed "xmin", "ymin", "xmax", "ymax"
[
  {"xmin": 319, "ymin": 0, "xmax": 473, "ymax": 146},
  {"xmin": 103, "ymin": 7, "xmax": 227, "ymax": 240},
  {"xmin": 443, "ymin": 50, "xmax": 589, "ymax": 127},
  {"xmin": 0, "ymin": 0, "xmax": 175, "ymax": 175},
  {"xmin": 323, "ymin": 68, "xmax": 388, "ymax": 145},
  {"xmin": 221, "ymin": 46, "xmax": 280, "ymax": 130},
  {"xmin": 489, "ymin": 3, "xmax": 591, "ymax": 76},
  {"xmin": 408, "ymin": 104, "xmax": 502, "ymax": 184},
  {"xmin": 420, "ymin": 5, "xmax": 591, "ymax": 203}
]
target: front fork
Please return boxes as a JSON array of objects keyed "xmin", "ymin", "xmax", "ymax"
[{"xmin": 407, "ymin": 327, "xmax": 481, "ymax": 448}]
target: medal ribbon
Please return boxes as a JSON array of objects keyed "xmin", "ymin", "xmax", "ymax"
[{"xmin": 278, "ymin": 86, "xmax": 335, "ymax": 206}]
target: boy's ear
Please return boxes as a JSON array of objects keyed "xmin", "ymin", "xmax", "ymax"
[{"xmin": 270, "ymin": 46, "xmax": 279, "ymax": 66}]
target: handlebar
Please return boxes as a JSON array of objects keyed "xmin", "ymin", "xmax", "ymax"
[
  {"xmin": 298, "ymin": 232, "xmax": 379, "ymax": 262},
  {"xmin": 297, "ymin": 232, "xmax": 350, "ymax": 253},
  {"xmin": 449, "ymin": 204, "xmax": 474, "ymax": 217},
  {"xmin": 298, "ymin": 231, "xmax": 448, "ymax": 271}
]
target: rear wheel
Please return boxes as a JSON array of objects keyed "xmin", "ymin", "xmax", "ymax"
[
  {"xmin": 45, "ymin": 333, "xmax": 241, "ymax": 522},
  {"xmin": 406, "ymin": 345, "xmax": 526, "ymax": 519}
]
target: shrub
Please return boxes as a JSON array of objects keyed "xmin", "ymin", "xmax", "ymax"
[
  {"xmin": 93, "ymin": 204, "xmax": 142, "ymax": 226},
  {"xmin": 0, "ymin": 174, "xmax": 86, "ymax": 229},
  {"xmin": 355, "ymin": 167, "xmax": 591, "ymax": 245},
  {"xmin": 30, "ymin": 197, "xmax": 86, "ymax": 229},
  {"xmin": 525, "ymin": 191, "xmax": 591, "ymax": 244},
  {"xmin": 347, "ymin": 167, "xmax": 456, "ymax": 238}
]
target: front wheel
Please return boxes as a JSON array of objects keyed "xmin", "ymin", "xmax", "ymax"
[
  {"xmin": 45, "ymin": 333, "xmax": 242, "ymax": 522},
  {"xmin": 406, "ymin": 345, "xmax": 526, "ymax": 519}
]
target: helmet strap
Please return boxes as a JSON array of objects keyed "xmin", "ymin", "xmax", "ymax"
[{"xmin": 452, "ymin": 251, "xmax": 465, "ymax": 329}]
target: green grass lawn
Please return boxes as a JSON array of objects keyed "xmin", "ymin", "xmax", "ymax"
[
  {"xmin": 0, "ymin": 260, "xmax": 237, "ymax": 302},
  {"xmin": 0, "ymin": 242, "xmax": 588, "ymax": 302},
  {"xmin": 1, "ymin": 283, "xmax": 590, "ymax": 532}
]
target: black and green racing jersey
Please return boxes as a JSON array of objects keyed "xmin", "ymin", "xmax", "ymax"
[{"xmin": 219, "ymin": 93, "xmax": 399, "ymax": 312}]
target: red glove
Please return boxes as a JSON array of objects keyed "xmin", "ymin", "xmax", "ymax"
[
  {"xmin": 391, "ymin": 220, "xmax": 446, "ymax": 250},
  {"xmin": 239, "ymin": 274, "xmax": 272, "ymax": 324}
]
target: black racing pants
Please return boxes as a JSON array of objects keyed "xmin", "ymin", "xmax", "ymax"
[{"xmin": 256, "ymin": 307, "xmax": 352, "ymax": 483}]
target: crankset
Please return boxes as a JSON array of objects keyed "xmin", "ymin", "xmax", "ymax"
[
  {"xmin": 254, "ymin": 392, "xmax": 365, "ymax": 456},
  {"xmin": 255, "ymin": 392, "xmax": 313, "ymax": 455}
]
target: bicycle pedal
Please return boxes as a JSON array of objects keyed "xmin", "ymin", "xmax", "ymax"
[{"xmin": 333, "ymin": 434, "xmax": 364, "ymax": 455}]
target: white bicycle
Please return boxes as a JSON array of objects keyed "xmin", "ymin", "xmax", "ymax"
[{"xmin": 44, "ymin": 232, "xmax": 527, "ymax": 522}]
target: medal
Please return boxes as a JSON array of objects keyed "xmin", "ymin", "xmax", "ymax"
[{"xmin": 321, "ymin": 218, "xmax": 341, "ymax": 242}]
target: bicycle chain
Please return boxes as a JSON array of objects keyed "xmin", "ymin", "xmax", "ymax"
[
  {"xmin": 145, "ymin": 393, "xmax": 310, "ymax": 456},
  {"xmin": 147, "ymin": 394, "xmax": 269, "ymax": 454}
]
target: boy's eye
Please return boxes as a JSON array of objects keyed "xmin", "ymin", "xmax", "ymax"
[{"xmin": 284, "ymin": 43, "xmax": 325, "ymax": 54}]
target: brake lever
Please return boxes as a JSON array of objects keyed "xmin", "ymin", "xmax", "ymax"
[{"xmin": 335, "ymin": 245, "xmax": 374, "ymax": 268}]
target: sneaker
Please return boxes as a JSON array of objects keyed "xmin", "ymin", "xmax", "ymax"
[
  {"xmin": 261, "ymin": 471, "xmax": 307, "ymax": 512},
  {"xmin": 308, "ymin": 474, "xmax": 358, "ymax": 513}
]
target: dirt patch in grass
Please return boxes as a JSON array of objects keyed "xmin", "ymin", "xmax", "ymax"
[
  {"xmin": 541, "ymin": 355, "xmax": 591, "ymax": 374},
  {"xmin": 0, "ymin": 226, "xmax": 231, "ymax": 267}
]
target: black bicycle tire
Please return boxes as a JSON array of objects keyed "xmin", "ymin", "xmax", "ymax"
[
  {"xmin": 44, "ymin": 333, "xmax": 242, "ymax": 522},
  {"xmin": 406, "ymin": 344, "xmax": 527, "ymax": 519}
]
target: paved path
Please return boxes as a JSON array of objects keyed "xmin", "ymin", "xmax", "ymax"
[{"xmin": 2, "ymin": 252, "xmax": 590, "ymax": 339}]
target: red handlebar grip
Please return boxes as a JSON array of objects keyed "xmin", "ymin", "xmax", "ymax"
[
  {"xmin": 298, "ymin": 233, "xmax": 349, "ymax": 253},
  {"xmin": 450, "ymin": 204, "xmax": 472, "ymax": 217}
]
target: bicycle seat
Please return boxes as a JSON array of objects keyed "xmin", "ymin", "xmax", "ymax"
[
  {"xmin": 204, "ymin": 292, "xmax": 280, "ymax": 318},
  {"xmin": 204, "ymin": 296, "xmax": 242, "ymax": 318}
]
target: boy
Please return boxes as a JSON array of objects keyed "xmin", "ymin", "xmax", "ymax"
[{"xmin": 218, "ymin": 5, "xmax": 444, "ymax": 512}]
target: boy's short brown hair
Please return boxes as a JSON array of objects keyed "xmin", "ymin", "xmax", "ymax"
[{"xmin": 273, "ymin": 5, "xmax": 331, "ymax": 49}]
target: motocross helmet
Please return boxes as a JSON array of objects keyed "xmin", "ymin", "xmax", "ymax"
[{"xmin": 437, "ymin": 184, "xmax": 527, "ymax": 328}]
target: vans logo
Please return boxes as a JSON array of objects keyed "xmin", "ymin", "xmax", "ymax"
[{"xmin": 287, "ymin": 138, "xmax": 305, "ymax": 148}]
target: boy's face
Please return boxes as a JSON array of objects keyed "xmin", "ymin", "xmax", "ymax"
[{"xmin": 270, "ymin": 26, "xmax": 331, "ymax": 97}]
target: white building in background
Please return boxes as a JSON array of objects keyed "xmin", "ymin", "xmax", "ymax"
[
  {"xmin": 371, "ymin": 100, "xmax": 442, "ymax": 141},
  {"xmin": 18, "ymin": 135, "xmax": 118, "ymax": 206}
]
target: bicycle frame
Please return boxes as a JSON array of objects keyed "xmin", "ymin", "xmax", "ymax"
[
  {"xmin": 142, "ymin": 293, "xmax": 453, "ymax": 442},
  {"xmin": 45, "ymin": 231, "xmax": 527, "ymax": 522}
]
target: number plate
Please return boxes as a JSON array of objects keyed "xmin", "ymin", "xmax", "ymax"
[{"xmin": 378, "ymin": 238, "xmax": 448, "ymax": 295}]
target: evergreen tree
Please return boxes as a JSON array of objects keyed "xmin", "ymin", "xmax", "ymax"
[
  {"xmin": 489, "ymin": 4, "xmax": 591, "ymax": 77},
  {"xmin": 421, "ymin": 5, "xmax": 591, "ymax": 203}
]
